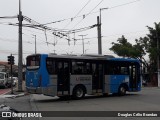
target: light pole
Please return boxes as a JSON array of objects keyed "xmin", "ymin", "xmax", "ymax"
[
  {"xmin": 100, "ymin": 8, "xmax": 108, "ymax": 23},
  {"xmin": 79, "ymin": 34, "xmax": 88, "ymax": 54},
  {"xmin": 98, "ymin": 8, "xmax": 108, "ymax": 55}
]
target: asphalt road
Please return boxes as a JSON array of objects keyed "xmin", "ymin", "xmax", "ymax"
[
  {"xmin": 29, "ymin": 87, "xmax": 160, "ymax": 120},
  {"xmin": 1, "ymin": 87, "xmax": 160, "ymax": 120},
  {"xmin": 31, "ymin": 87, "xmax": 160, "ymax": 111}
]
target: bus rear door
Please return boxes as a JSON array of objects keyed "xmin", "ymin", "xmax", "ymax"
[
  {"xmin": 56, "ymin": 60, "xmax": 70, "ymax": 96},
  {"xmin": 92, "ymin": 63, "xmax": 103, "ymax": 93}
]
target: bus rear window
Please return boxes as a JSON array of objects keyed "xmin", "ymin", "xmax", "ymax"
[{"xmin": 27, "ymin": 55, "xmax": 41, "ymax": 70}]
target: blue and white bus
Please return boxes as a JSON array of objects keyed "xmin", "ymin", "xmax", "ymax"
[{"xmin": 26, "ymin": 54, "xmax": 141, "ymax": 99}]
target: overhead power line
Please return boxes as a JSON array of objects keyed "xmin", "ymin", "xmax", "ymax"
[
  {"xmin": 0, "ymin": 15, "xmax": 17, "ymax": 19},
  {"xmin": 41, "ymin": 0, "xmax": 141, "ymax": 27},
  {"xmin": 64, "ymin": 0, "xmax": 91, "ymax": 29},
  {"xmin": 74, "ymin": 0, "xmax": 92, "ymax": 18},
  {"xmin": 72, "ymin": 0, "xmax": 104, "ymax": 29},
  {"xmin": 42, "ymin": 19, "xmax": 67, "ymax": 26},
  {"xmin": 110, "ymin": 0, "xmax": 141, "ymax": 9},
  {"xmin": 21, "ymin": 15, "xmax": 98, "ymax": 34},
  {"xmin": 12, "ymin": 18, "xmax": 97, "ymax": 34},
  {"xmin": 0, "ymin": 0, "xmax": 142, "ymax": 53},
  {"xmin": 11, "ymin": 15, "xmax": 97, "ymax": 46}
]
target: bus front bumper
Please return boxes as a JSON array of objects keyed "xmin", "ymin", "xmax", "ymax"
[{"xmin": 26, "ymin": 87, "xmax": 42, "ymax": 94}]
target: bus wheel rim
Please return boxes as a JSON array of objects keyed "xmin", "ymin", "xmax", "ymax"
[
  {"xmin": 120, "ymin": 87, "xmax": 125, "ymax": 94},
  {"xmin": 76, "ymin": 88, "xmax": 83, "ymax": 98}
]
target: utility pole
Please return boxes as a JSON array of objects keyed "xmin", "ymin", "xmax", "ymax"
[
  {"xmin": 157, "ymin": 29, "xmax": 160, "ymax": 87},
  {"xmin": 79, "ymin": 34, "xmax": 88, "ymax": 54},
  {"xmin": 97, "ymin": 16, "xmax": 101, "ymax": 55},
  {"xmin": 18, "ymin": 0, "xmax": 23, "ymax": 92},
  {"xmin": 97, "ymin": 8, "xmax": 108, "ymax": 55},
  {"xmin": 33, "ymin": 35, "xmax": 37, "ymax": 54}
]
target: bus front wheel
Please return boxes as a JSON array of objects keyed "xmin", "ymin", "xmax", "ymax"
[
  {"xmin": 118, "ymin": 85, "xmax": 126, "ymax": 96},
  {"xmin": 73, "ymin": 86, "xmax": 85, "ymax": 99}
]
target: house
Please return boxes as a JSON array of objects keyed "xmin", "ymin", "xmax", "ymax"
[{"xmin": 0, "ymin": 61, "xmax": 18, "ymax": 76}]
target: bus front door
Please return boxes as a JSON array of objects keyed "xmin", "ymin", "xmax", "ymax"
[{"xmin": 129, "ymin": 64, "xmax": 138, "ymax": 90}]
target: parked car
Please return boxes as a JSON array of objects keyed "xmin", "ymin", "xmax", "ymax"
[
  {"xmin": 0, "ymin": 72, "xmax": 18, "ymax": 88},
  {"xmin": 142, "ymin": 79, "xmax": 147, "ymax": 86},
  {"xmin": 7, "ymin": 77, "xmax": 18, "ymax": 87},
  {"xmin": 0, "ymin": 72, "xmax": 8, "ymax": 88}
]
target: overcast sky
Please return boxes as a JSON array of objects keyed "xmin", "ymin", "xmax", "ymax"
[{"xmin": 0, "ymin": 0, "xmax": 160, "ymax": 64}]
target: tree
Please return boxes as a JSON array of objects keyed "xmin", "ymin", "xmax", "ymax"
[
  {"xmin": 133, "ymin": 37, "xmax": 148, "ymax": 66},
  {"xmin": 141, "ymin": 22, "xmax": 160, "ymax": 85},
  {"xmin": 110, "ymin": 22, "xmax": 160, "ymax": 86},
  {"xmin": 145, "ymin": 22, "xmax": 160, "ymax": 72},
  {"xmin": 110, "ymin": 35, "xmax": 133, "ymax": 57},
  {"xmin": 109, "ymin": 35, "xmax": 146, "ymax": 60}
]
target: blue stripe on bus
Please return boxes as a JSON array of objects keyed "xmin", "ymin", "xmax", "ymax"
[{"xmin": 109, "ymin": 75, "xmax": 128, "ymax": 93}]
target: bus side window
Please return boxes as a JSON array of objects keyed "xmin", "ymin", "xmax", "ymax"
[
  {"xmin": 92, "ymin": 64, "xmax": 96, "ymax": 75},
  {"xmin": 85, "ymin": 63, "xmax": 91, "ymax": 74},
  {"xmin": 57, "ymin": 62, "xmax": 63, "ymax": 73},
  {"xmin": 77, "ymin": 67, "xmax": 82, "ymax": 74},
  {"xmin": 83, "ymin": 63, "xmax": 91, "ymax": 74},
  {"xmin": 113, "ymin": 66, "xmax": 120, "ymax": 74},
  {"xmin": 46, "ymin": 58, "xmax": 56, "ymax": 75},
  {"xmin": 71, "ymin": 61, "xmax": 83, "ymax": 74},
  {"xmin": 120, "ymin": 66, "xmax": 129, "ymax": 75},
  {"xmin": 72, "ymin": 61, "xmax": 91, "ymax": 74},
  {"xmin": 105, "ymin": 66, "xmax": 110, "ymax": 75},
  {"xmin": 72, "ymin": 62, "xmax": 76, "ymax": 74},
  {"xmin": 64, "ymin": 62, "xmax": 69, "ymax": 73}
]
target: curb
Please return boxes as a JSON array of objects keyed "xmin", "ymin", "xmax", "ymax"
[{"xmin": 0, "ymin": 92, "xmax": 29, "ymax": 99}]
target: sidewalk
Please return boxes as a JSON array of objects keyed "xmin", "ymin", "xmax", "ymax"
[
  {"xmin": 0, "ymin": 80, "xmax": 32, "ymax": 111},
  {"xmin": 11, "ymin": 80, "xmax": 26, "ymax": 94},
  {"xmin": 0, "ymin": 81, "xmax": 40, "ymax": 120},
  {"xmin": 0, "ymin": 95, "xmax": 38, "ymax": 120}
]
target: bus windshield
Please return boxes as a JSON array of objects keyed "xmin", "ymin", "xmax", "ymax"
[{"xmin": 27, "ymin": 55, "xmax": 41, "ymax": 70}]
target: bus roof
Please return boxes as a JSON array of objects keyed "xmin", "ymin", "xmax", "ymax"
[
  {"xmin": 27, "ymin": 54, "xmax": 140, "ymax": 63},
  {"xmin": 110, "ymin": 58, "xmax": 140, "ymax": 63},
  {"xmin": 48, "ymin": 53, "xmax": 115, "ymax": 60}
]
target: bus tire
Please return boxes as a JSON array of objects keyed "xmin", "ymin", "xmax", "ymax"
[
  {"xmin": 72, "ymin": 86, "xmax": 85, "ymax": 99},
  {"xmin": 118, "ymin": 85, "xmax": 126, "ymax": 96}
]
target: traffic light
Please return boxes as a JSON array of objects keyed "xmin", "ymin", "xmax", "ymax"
[{"xmin": 8, "ymin": 55, "xmax": 15, "ymax": 65}]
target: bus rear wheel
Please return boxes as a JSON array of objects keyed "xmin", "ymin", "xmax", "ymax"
[
  {"xmin": 118, "ymin": 86, "xmax": 126, "ymax": 96},
  {"xmin": 73, "ymin": 86, "xmax": 85, "ymax": 99}
]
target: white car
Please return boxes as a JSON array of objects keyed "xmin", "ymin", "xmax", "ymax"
[
  {"xmin": 8, "ymin": 77, "xmax": 18, "ymax": 86},
  {"xmin": 0, "ymin": 72, "xmax": 8, "ymax": 88}
]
